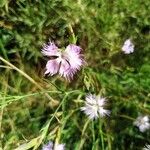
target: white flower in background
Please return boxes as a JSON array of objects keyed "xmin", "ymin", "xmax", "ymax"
[
  {"xmin": 81, "ymin": 94, "xmax": 110, "ymax": 120},
  {"xmin": 134, "ymin": 115, "xmax": 150, "ymax": 132},
  {"xmin": 42, "ymin": 141, "xmax": 53, "ymax": 150},
  {"xmin": 54, "ymin": 144, "xmax": 65, "ymax": 150},
  {"xmin": 143, "ymin": 144, "xmax": 150, "ymax": 150},
  {"xmin": 42, "ymin": 141, "xmax": 65, "ymax": 150},
  {"xmin": 122, "ymin": 39, "xmax": 134, "ymax": 54}
]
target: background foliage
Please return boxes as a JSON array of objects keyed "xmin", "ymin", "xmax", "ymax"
[{"xmin": 0, "ymin": 0, "xmax": 150, "ymax": 149}]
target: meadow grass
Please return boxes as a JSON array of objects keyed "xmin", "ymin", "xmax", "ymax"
[{"xmin": 0, "ymin": 0, "xmax": 150, "ymax": 149}]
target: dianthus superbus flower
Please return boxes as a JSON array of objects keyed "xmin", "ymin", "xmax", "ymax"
[
  {"xmin": 122, "ymin": 39, "xmax": 134, "ymax": 54},
  {"xmin": 81, "ymin": 94, "xmax": 110, "ymax": 120},
  {"xmin": 134, "ymin": 115, "xmax": 150, "ymax": 132},
  {"xmin": 42, "ymin": 141, "xmax": 65, "ymax": 150},
  {"xmin": 42, "ymin": 41, "xmax": 84, "ymax": 80}
]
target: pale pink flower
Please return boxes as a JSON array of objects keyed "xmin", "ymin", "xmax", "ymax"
[
  {"xmin": 42, "ymin": 41, "xmax": 84, "ymax": 80},
  {"xmin": 42, "ymin": 141, "xmax": 53, "ymax": 150},
  {"xmin": 122, "ymin": 39, "xmax": 134, "ymax": 54},
  {"xmin": 81, "ymin": 94, "xmax": 111, "ymax": 120},
  {"xmin": 42, "ymin": 141, "xmax": 65, "ymax": 150},
  {"xmin": 42, "ymin": 42, "xmax": 59, "ymax": 56}
]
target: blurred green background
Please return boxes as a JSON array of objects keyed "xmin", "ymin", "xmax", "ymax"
[{"xmin": 0, "ymin": 0, "xmax": 150, "ymax": 149}]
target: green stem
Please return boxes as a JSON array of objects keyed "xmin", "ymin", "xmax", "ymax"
[
  {"xmin": 99, "ymin": 120, "xmax": 104, "ymax": 150},
  {"xmin": 92, "ymin": 120, "xmax": 96, "ymax": 150},
  {"xmin": 68, "ymin": 24, "xmax": 77, "ymax": 44},
  {"xmin": 33, "ymin": 93, "xmax": 68, "ymax": 150},
  {"xmin": 78, "ymin": 119, "xmax": 91, "ymax": 150},
  {"xmin": 0, "ymin": 56, "xmax": 58, "ymax": 104},
  {"xmin": 92, "ymin": 120, "xmax": 95, "ymax": 143}
]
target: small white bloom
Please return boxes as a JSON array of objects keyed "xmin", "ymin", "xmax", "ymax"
[
  {"xmin": 81, "ymin": 94, "xmax": 110, "ymax": 120},
  {"xmin": 42, "ymin": 141, "xmax": 65, "ymax": 150},
  {"xmin": 134, "ymin": 115, "xmax": 150, "ymax": 132},
  {"xmin": 143, "ymin": 144, "xmax": 150, "ymax": 150},
  {"xmin": 122, "ymin": 39, "xmax": 134, "ymax": 54},
  {"xmin": 42, "ymin": 141, "xmax": 53, "ymax": 150},
  {"xmin": 54, "ymin": 144, "xmax": 65, "ymax": 150}
]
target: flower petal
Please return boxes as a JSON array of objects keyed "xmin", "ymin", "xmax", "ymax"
[
  {"xmin": 59, "ymin": 59, "xmax": 73, "ymax": 79},
  {"xmin": 55, "ymin": 144, "xmax": 65, "ymax": 150},
  {"xmin": 45, "ymin": 59, "xmax": 60, "ymax": 76},
  {"xmin": 97, "ymin": 96, "xmax": 106, "ymax": 106},
  {"xmin": 98, "ymin": 108, "xmax": 110, "ymax": 117},
  {"xmin": 122, "ymin": 39, "xmax": 134, "ymax": 54},
  {"xmin": 42, "ymin": 42, "xmax": 59, "ymax": 56},
  {"xmin": 64, "ymin": 44, "xmax": 84, "ymax": 78},
  {"xmin": 66, "ymin": 44, "xmax": 81, "ymax": 54},
  {"xmin": 86, "ymin": 94, "xmax": 97, "ymax": 105},
  {"xmin": 42, "ymin": 141, "xmax": 53, "ymax": 150}
]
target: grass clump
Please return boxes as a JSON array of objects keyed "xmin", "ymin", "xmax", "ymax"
[{"xmin": 0, "ymin": 0, "xmax": 150, "ymax": 149}]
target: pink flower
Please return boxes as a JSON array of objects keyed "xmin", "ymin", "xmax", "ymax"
[{"xmin": 42, "ymin": 41, "xmax": 84, "ymax": 80}]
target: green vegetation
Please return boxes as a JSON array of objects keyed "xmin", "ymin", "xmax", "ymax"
[{"xmin": 0, "ymin": 0, "xmax": 150, "ymax": 149}]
